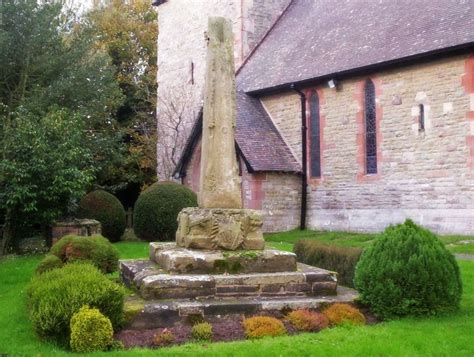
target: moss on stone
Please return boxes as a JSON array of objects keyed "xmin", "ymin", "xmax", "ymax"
[{"xmin": 123, "ymin": 297, "xmax": 145, "ymax": 327}]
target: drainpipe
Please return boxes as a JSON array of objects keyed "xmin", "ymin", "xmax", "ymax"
[{"xmin": 290, "ymin": 84, "xmax": 307, "ymax": 230}]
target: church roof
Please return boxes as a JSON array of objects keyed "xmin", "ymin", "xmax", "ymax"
[
  {"xmin": 238, "ymin": 0, "xmax": 474, "ymax": 93},
  {"xmin": 174, "ymin": 91, "xmax": 302, "ymax": 177}
]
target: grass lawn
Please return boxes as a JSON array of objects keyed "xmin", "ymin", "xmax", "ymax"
[
  {"xmin": 0, "ymin": 241, "xmax": 473, "ymax": 356},
  {"xmin": 265, "ymin": 229, "xmax": 474, "ymax": 254}
]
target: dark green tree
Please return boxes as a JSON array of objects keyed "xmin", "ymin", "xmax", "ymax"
[{"xmin": 0, "ymin": 0, "xmax": 125, "ymax": 254}]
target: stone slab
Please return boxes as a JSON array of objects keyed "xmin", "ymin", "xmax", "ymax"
[
  {"xmin": 120, "ymin": 259, "xmax": 337, "ymax": 300},
  {"xmin": 123, "ymin": 286, "xmax": 358, "ymax": 330},
  {"xmin": 150, "ymin": 242, "xmax": 297, "ymax": 274}
]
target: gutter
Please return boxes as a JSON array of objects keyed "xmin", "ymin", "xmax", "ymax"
[{"xmin": 290, "ymin": 84, "xmax": 307, "ymax": 231}]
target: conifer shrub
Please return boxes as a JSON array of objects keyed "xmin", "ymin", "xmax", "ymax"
[
  {"xmin": 322, "ymin": 303, "xmax": 366, "ymax": 326},
  {"xmin": 27, "ymin": 263, "xmax": 125, "ymax": 346},
  {"xmin": 287, "ymin": 309, "xmax": 329, "ymax": 332},
  {"xmin": 50, "ymin": 234, "xmax": 119, "ymax": 273},
  {"xmin": 78, "ymin": 190, "xmax": 126, "ymax": 242},
  {"xmin": 242, "ymin": 316, "xmax": 286, "ymax": 339},
  {"xmin": 36, "ymin": 254, "xmax": 63, "ymax": 275},
  {"xmin": 70, "ymin": 306, "xmax": 113, "ymax": 353},
  {"xmin": 294, "ymin": 240, "xmax": 362, "ymax": 287},
  {"xmin": 191, "ymin": 322, "xmax": 213, "ymax": 341},
  {"xmin": 153, "ymin": 329, "xmax": 176, "ymax": 346},
  {"xmin": 133, "ymin": 182, "xmax": 197, "ymax": 241},
  {"xmin": 354, "ymin": 219, "xmax": 462, "ymax": 319}
]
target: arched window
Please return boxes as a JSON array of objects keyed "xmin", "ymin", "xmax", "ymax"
[
  {"xmin": 364, "ymin": 80, "xmax": 377, "ymax": 174},
  {"xmin": 310, "ymin": 92, "xmax": 321, "ymax": 177}
]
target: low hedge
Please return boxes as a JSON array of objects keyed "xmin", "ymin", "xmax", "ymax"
[
  {"xmin": 49, "ymin": 234, "xmax": 119, "ymax": 273},
  {"xmin": 294, "ymin": 240, "xmax": 363, "ymax": 287},
  {"xmin": 27, "ymin": 263, "xmax": 125, "ymax": 346}
]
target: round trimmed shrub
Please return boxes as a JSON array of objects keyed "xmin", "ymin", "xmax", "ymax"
[
  {"xmin": 153, "ymin": 329, "xmax": 176, "ymax": 346},
  {"xmin": 36, "ymin": 254, "xmax": 63, "ymax": 275},
  {"xmin": 322, "ymin": 303, "xmax": 366, "ymax": 326},
  {"xmin": 287, "ymin": 309, "xmax": 329, "ymax": 332},
  {"xmin": 27, "ymin": 262, "xmax": 125, "ymax": 346},
  {"xmin": 191, "ymin": 322, "xmax": 213, "ymax": 341},
  {"xmin": 70, "ymin": 306, "xmax": 113, "ymax": 353},
  {"xmin": 354, "ymin": 219, "xmax": 462, "ymax": 319},
  {"xmin": 242, "ymin": 316, "xmax": 286, "ymax": 339},
  {"xmin": 50, "ymin": 235, "xmax": 119, "ymax": 273},
  {"xmin": 78, "ymin": 190, "xmax": 126, "ymax": 242},
  {"xmin": 133, "ymin": 182, "xmax": 197, "ymax": 241}
]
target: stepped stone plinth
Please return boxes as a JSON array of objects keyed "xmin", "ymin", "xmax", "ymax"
[
  {"xmin": 120, "ymin": 259, "xmax": 337, "ymax": 300},
  {"xmin": 149, "ymin": 242, "xmax": 296, "ymax": 274}
]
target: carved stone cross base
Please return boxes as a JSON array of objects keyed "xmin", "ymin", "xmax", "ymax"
[{"xmin": 176, "ymin": 207, "xmax": 265, "ymax": 251}]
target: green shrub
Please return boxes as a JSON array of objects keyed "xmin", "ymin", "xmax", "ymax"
[
  {"xmin": 70, "ymin": 306, "xmax": 113, "ymax": 353},
  {"xmin": 133, "ymin": 182, "xmax": 197, "ymax": 241},
  {"xmin": 322, "ymin": 303, "xmax": 366, "ymax": 326},
  {"xmin": 242, "ymin": 316, "xmax": 286, "ymax": 339},
  {"xmin": 294, "ymin": 240, "xmax": 363, "ymax": 287},
  {"xmin": 191, "ymin": 322, "xmax": 213, "ymax": 341},
  {"xmin": 50, "ymin": 234, "xmax": 119, "ymax": 273},
  {"xmin": 36, "ymin": 255, "xmax": 63, "ymax": 275},
  {"xmin": 78, "ymin": 190, "xmax": 126, "ymax": 242},
  {"xmin": 27, "ymin": 263, "xmax": 125, "ymax": 346},
  {"xmin": 287, "ymin": 309, "xmax": 329, "ymax": 332},
  {"xmin": 354, "ymin": 219, "xmax": 462, "ymax": 319}
]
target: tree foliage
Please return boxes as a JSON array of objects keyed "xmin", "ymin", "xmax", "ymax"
[
  {"xmin": 86, "ymin": 0, "xmax": 158, "ymax": 192},
  {"xmin": 0, "ymin": 0, "xmax": 125, "ymax": 253}
]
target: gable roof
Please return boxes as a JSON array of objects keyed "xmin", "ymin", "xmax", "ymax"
[
  {"xmin": 174, "ymin": 91, "xmax": 301, "ymax": 177},
  {"xmin": 238, "ymin": 0, "xmax": 474, "ymax": 93}
]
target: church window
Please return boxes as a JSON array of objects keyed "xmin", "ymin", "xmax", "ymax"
[
  {"xmin": 310, "ymin": 92, "xmax": 321, "ymax": 177},
  {"xmin": 419, "ymin": 104, "xmax": 425, "ymax": 131},
  {"xmin": 364, "ymin": 80, "xmax": 377, "ymax": 174}
]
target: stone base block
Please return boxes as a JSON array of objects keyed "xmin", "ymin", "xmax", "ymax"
[
  {"xmin": 149, "ymin": 242, "xmax": 297, "ymax": 274},
  {"xmin": 123, "ymin": 286, "xmax": 358, "ymax": 330},
  {"xmin": 120, "ymin": 259, "xmax": 337, "ymax": 300},
  {"xmin": 176, "ymin": 208, "xmax": 265, "ymax": 250}
]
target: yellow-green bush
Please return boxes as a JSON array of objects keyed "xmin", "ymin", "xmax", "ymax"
[
  {"xmin": 36, "ymin": 254, "xmax": 63, "ymax": 275},
  {"xmin": 27, "ymin": 263, "xmax": 124, "ymax": 346},
  {"xmin": 242, "ymin": 316, "xmax": 286, "ymax": 339},
  {"xmin": 287, "ymin": 309, "xmax": 329, "ymax": 332},
  {"xmin": 70, "ymin": 306, "xmax": 113, "ymax": 353},
  {"xmin": 322, "ymin": 303, "xmax": 366, "ymax": 326},
  {"xmin": 191, "ymin": 322, "xmax": 213, "ymax": 341}
]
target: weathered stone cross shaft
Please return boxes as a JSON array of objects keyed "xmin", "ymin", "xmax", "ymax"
[{"xmin": 176, "ymin": 17, "xmax": 265, "ymax": 251}]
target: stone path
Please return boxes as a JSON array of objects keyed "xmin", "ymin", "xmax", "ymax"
[{"xmin": 455, "ymin": 254, "xmax": 474, "ymax": 261}]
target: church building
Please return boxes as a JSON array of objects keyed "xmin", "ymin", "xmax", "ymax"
[{"xmin": 154, "ymin": 0, "xmax": 474, "ymax": 234}]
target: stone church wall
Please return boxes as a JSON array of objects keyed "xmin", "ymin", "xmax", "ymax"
[
  {"xmin": 261, "ymin": 54, "xmax": 474, "ymax": 235},
  {"xmin": 183, "ymin": 140, "xmax": 301, "ymax": 232}
]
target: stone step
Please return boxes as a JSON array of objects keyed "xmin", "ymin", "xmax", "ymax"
[
  {"xmin": 124, "ymin": 286, "xmax": 358, "ymax": 330},
  {"xmin": 149, "ymin": 242, "xmax": 297, "ymax": 274},
  {"xmin": 120, "ymin": 259, "xmax": 337, "ymax": 300}
]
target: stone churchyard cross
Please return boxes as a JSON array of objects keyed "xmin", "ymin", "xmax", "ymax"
[{"xmin": 176, "ymin": 17, "xmax": 265, "ymax": 251}]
